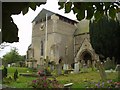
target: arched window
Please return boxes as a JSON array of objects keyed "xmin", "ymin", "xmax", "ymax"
[{"xmin": 41, "ymin": 41, "xmax": 43, "ymax": 56}]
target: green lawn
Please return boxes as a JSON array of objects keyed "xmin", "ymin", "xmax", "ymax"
[
  {"xmin": 7, "ymin": 67, "xmax": 34, "ymax": 74},
  {"xmin": 56, "ymin": 71, "xmax": 118, "ymax": 88},
  {"xmin": 3, "ymin": 67, "xmax": 118, "ymax": 88}
]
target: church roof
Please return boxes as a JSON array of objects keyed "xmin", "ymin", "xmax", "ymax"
[
  {"xmin": 74, "ymin": 19, "xmax": 89, "ymax": 35},
  {"xmin": 32, "ymin": 8, "xmax": 54, "ymax": 23},
  {"xmin": 32, "ymin": 8, "xmax": 78, "ymax": 23}
]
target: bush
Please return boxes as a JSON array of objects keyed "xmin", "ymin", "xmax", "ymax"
[
  {"xmin": 14, "ymin": 69, "xmax": 18, "ymax": 81},
  {"xmin": 29, "ymin": 76, "xmax": 63, "ymax": 88},
  {"xmin": 29, "ymin": 70, "xmax": 63, "ymax": 88},
  {"xmin": 2, "ymin": 66, "xmax": 7, "ymax": 79},
  {"xmin": 86, "ymin": 80, "xmax": 120, "ymax": 88},
  {"xmin": 3, "ymin": 75, "xmax": 13, "ymax": 84}
]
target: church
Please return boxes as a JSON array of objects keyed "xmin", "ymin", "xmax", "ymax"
[{"xmin": 26, "ymin": 9, "xmax": 99, "ymax": 69}]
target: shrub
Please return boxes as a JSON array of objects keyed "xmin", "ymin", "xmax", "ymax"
[
  {"xmin": 29, "ymin": 76, "xmax": 63, "ymax": 88},
  {"xmin": 14, "ymin": 69, "xmax": 18, "ymax": 81},
  {"xmin": 29, "ymin": 70, "xmax": 63, "ymax": 88},
  {"xmin": 86, "ymin": 79, "xmax": 120, "ymax": 88},
  {"xmin": 3, "ymin": 75, "xmax": 13, "ymax": 84},
  {"xmin": 2, "ymin": 66, "xmax": 7, "ymax": 79}
]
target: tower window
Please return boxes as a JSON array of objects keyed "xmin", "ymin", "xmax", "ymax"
[{"xmin": 41, "ymin": 41, "xmax": 44, "ymax": 56}]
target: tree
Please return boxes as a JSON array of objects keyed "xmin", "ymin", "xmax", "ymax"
[
  {"xmin": 2, "ymin": 2, "xmax": 120, "ymax": 43},
  {"xmin": 89, "ymin": 15, "xmax": 120, "ymax": 63},
  {"xmin": 14, "ymin": 69, "xmax": 18, "ymax": 81},
  {"xmin": 2, "ymin": 2, "xmax": 46, "ymax": 43},
  {"xmin": 2, "ymin": 47, "xmax": 25, "ymax": 65},
  {"xmin": 58, "ymin": 2, "xmax": 120, "ymax": 21}
]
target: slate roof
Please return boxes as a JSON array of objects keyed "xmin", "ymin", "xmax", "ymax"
[{"xmin": 32, "ymin": 8, "xmax": 78, "ymax": 23}]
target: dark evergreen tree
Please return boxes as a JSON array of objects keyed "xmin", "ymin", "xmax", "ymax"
[
  {"xmin": 2, "ymin": 66, "xmax": 7, "ymax": 78},
  {"xmin": 89, "ymin": 16, "xmax": 120, "ymax": 63},
  {"xmin": 14, "ymin": 69, "xmax": 18, "ymax": 81}
]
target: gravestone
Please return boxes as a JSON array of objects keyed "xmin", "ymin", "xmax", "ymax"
[
  {"xmin": 96, "ymin": 60, "xmax": 107, "ymax": 81},
  {"xmin": 87, "ymin": 60, "xmax": 91, "ymax": 68},
  {"xmin": 81, "ymin": 60, "xmax": 85, "ymax": 68},
  {"xmin": 79, "ymin": 61, "xmax": 82, "ymax": 69},
  {"xmin": 57, "ymin": 64, "xmax": 62, "ymax": 75},
  {"xmin": 82, "ymin": 64, "xmax": 88, "ymax": 73},
  {"xmin": 105, "ymin": 57, "xmax": 111, "ymax": 69},
  {"xmin": 74, "ymin": 62, "xmax": 79, "ymax": 73},
  {"xmin": 63, "ymin": 64, "xmax": 68, "ymax": 70},
  {"xmin": 92, "ymin": 60, "xmax": 96, "ymax": 69},
  {"xmin": 50, "ymin": 64, "xmax": 54, "ymax": 71},
  {"xmin": 115, "ymin": 64, "xmax": 120, "ymax": 81}
]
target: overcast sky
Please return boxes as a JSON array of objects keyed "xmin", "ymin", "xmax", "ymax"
[{"xmin": 0, "ymin": 0, "xmax": 76, "ymax": 57}]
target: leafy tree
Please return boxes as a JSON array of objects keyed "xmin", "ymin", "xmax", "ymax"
[
  {"xmin": 2, "ymin": 2, "xmax": 46, "ymax": 43},
  {"xmin": 58, "ymin": 2, "xmax": 120, "ymax": 21},
  {"xmin": 2, "ymin": 47, "xmax": 25, "ymax": 65},
  {"xmin": 89, "ymin": 15, "xmax": 120, "ymax": 63},
  {"xmin": 2, "ymin": 2, "xmax": 120, "ymax": 43}
]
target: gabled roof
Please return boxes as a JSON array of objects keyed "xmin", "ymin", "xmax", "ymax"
[{"xmin": 32, "ymin": 8, "xmax": 78, "ymax": 23}]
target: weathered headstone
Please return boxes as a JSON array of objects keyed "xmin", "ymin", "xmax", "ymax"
[
  {"xmin": 63, "ymin": 64, "xmax": 68, "ymax": 70},
  {"xmin": 96, "ymin": 60, "xmax": 107, "ymax": 81},
  {"xmin": 81, "ymin": 60, "xmax": 85, "ymax": 68},
  {"xmin": 74, "ymin": 62, "xmax": 79, "ymax": 73},
  {"xmin": 82, "ymin": 64, "xmax": 88, "ymax": 73},
  {"xmin": 92, "ymin": 60, "xmax": 96, "ymax": 69},
  {"xmin": 57, "ymin": 64, "xmax": 62, "ymax": 75},
  {"xmin": 87, "ymin": 60, "xmax": 91, "ymax": 68},
  {"xmin": 115, "ymin": 64, "xmax": 120, "ymax": 81}
]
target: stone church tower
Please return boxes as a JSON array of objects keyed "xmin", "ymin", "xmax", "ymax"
[{"xmin": 26, "ymin": 9, "xmax": 99, "ymax": 69}]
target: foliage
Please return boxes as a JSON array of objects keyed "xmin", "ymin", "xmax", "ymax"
[
  {"xmin": 86, "ymin": 80, "xmax": 120, "ymax": 88},
  {"xmin": 89, "ymin": 15, "xmax": 120, "ymax": 63},
  {"xmin": 3, "ymin": 67, "xmax": 118, "ymax": 88},
  {"xmin": 14, "ymin": 69, "xmax": 18, "ymax": 81},
  {"xmin": 2, "ymin": 2, "xmax": 46, "ymax": 43},
  {"xmin": 58, "ymin": 2, "xmax": 120, "ymax": 21},
  {"xmin": 29, "ymin": 71, "xmax": 63, "ymax": 88},
  {"xmin": 2, "ymin": 66, "xmax": 7, "ymax": 79},
  {"xmin": 2, "ymin": 47, "xmax": 25, "ymax": 65},
  {"xmin": 3, "ymin": 75, "xmax": 13, "ymax": 84},
  {"xmin": 2, "ymin": 2, "xmax": 120, "ymax": 43}
]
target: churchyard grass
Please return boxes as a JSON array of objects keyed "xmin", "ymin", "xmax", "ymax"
[
  {"xmin": 3, "ymin": 67, "xmax": 118, "ymax": 88},
  {"xmin": 7, "ymin": 67, "xmax": 34, "ymax": 74}
]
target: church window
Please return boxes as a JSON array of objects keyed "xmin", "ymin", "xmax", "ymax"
[{"xmin": 41, "ymin": 41, "xmax": 44, "ymax": 56}]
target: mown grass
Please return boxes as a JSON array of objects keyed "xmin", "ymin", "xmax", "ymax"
[
  {"xmin": 56, "ymin": 71, "xmax": 118, "ymax": 88},
  {"xmin": 7, "ymin": 67, "xmax": 34, "ymax": 74},
  {"xmin": 3, "ymin": 67, "xmax": 118, "ymax": 88}
]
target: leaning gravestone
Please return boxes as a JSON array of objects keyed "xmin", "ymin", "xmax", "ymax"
[
  {"xmin": 115, "ymin": 64, "xmax": 120, "ymax": 81},
  {"xmin": 96, "ymin": 60, "xmax": 107, "ymax": 81}
]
